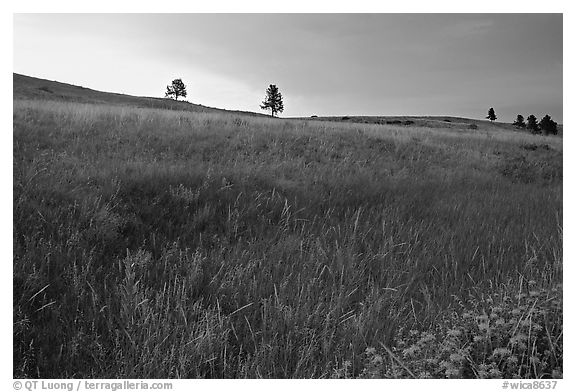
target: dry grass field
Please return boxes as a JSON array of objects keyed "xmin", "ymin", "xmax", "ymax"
[{"xmin": 13, "ymin": 78, "xmax": 562, "ymax": 378}]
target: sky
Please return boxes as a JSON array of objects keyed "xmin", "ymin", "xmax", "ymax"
[{"xmin": 13, "ymin": 13, "xmax": 563, "ymax": 122}]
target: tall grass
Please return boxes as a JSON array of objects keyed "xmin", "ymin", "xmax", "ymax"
[{"xmin": 13, "ymin": 100, "xmax": 562, "ymax": 378}]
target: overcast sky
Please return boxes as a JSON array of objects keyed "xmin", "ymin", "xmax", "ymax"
[{"xmin": 14, "ymin": 14, "xmax": 563, "ymax": 122}]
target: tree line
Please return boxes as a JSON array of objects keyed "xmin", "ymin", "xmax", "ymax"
[
  {"xmin": 512, "ymin": 114, "xmax": 558, "ymax": 135},
  {"xmin": 487, "ymin": 108, "xmax": 559, "ymax": 136}
]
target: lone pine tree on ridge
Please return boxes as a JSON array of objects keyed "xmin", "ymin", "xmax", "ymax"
[
  {"xmin": 486, "ymin": 107, "xmax": 497, "ymax": 122},
  {"xmin": 260, "ymin": 84, "xmax": 284, "ymax": 117},
  {"xmin": 165, "ymin": 78, "xmax": 187, "ymax": 101}
]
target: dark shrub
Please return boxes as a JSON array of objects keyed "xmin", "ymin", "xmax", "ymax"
[
  {"xmin": 403, "ymin": 120, "xmax": 414, "ymax": 125},
  {"xmin": 522, "ymin": 144, "xmax": 551, "ymax": 152},
  {"xmin": 38, "ymin": 86, "xmax": 53, "ymax": 94},
  {"xmin": 341, "ymin": 116, "xmax": 351, "ymax": 120},
  {"xmin": 468, "ymin": 124, "xmax": 478, "ymax": 130},
  {"xmin": 522, "ymin": 144, "xmax": 539, "ymax": 151}
]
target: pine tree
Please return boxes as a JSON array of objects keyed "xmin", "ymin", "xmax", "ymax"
[
  {"xmin": 165, "ymin": 78, "xmax": 187, "ymax": 101},
  {"xmin": 486, "ymin": 107, "xmax": 497, "ymax": 122},
  {"xmin": 512, "ymin": 114, "xmax": 526, "ymax": 128},
  {"xmin": 260, "ymin": 84, "xmax": 284, "ymax": 117},
  {"xmin": 526, "ymin": 115, "xmax": 540, "ymax": 134},
  {"xmin": 539, "ymin": 115, "xmax": 558, "ymax": 136}
]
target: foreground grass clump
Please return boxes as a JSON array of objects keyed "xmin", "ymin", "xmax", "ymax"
[
  {"xmin": 13, "ymin": 100, "xmax": 562, "ymax": 378},
  {"xmin": 344, "ymin": 281, "xmax": 562, "ymax": 379}
]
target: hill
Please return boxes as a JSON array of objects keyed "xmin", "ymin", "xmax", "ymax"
[
  {"xmin": 13, "ymin": 73, "xmax": 267, "ymax": 117},
  {"xmin": 13, "ymin": 74, "xmax": 562, "ymax": 378},
  {"xmin": 16, "ymin": 73, "xmax": 556, "ymax": 134},
  {"xmin": 298, "ymin": 115, "xmax": 563, "ymax": 135},
  {"xmin": 301, "ymin": 114, "xmax": 509, "ymax": 129}
]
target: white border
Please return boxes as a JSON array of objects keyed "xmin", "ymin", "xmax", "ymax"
[{"xmin": 3, "ymin": 2, "xmax": 572, "ymax": 391}]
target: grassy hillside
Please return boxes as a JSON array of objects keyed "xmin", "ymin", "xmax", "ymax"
[
  {"xmin": 300, "ymin": 115, "xmax": 562, "ymax": 135},
  {"xmin": 13, "ymin": 76, "xmax": 562, "ymax": 378},
  {"xmin": 13, "ymin": 73, "xmax": 267, "ymax": 117},
  {"xmin": 302, "ymin": 115, "xmax": 488, "ymax": 128}
]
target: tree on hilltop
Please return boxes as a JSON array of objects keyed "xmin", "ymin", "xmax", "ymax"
[
  {"xmin": 260, "ymin": 84, "xmax": 284, "ymax": 117},
  {"xmin": 512, "ymin": 114, "xmax": 526, "ymax": 128},
  {"xmin": 165, "ymin": 78, "xmax": 187, "ymax": 101},
  {"xmin": 539, "ymin": 115, "xmax": 558, "ymax": 136},
  {"xmin": 486, "ymin": 107, "xmax": 497, "ymax": 122},
  {"xmin": 526, "ymin": 114, "xmax": 540, "ymax": 134}
]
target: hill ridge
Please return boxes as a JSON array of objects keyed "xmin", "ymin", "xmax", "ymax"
[{"xmin": 13, "ymin": 73, "xmax": 267, "ymax": 118}]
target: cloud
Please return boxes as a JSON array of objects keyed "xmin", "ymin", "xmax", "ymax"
[{"xmin": 444, "ymin": 17, "xmax": 495, "ymax": 37}]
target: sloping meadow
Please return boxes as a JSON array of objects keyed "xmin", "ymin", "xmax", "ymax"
[{"xmin": 13, "ymin": 100, "xmax": 562, "ymax": 378}]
